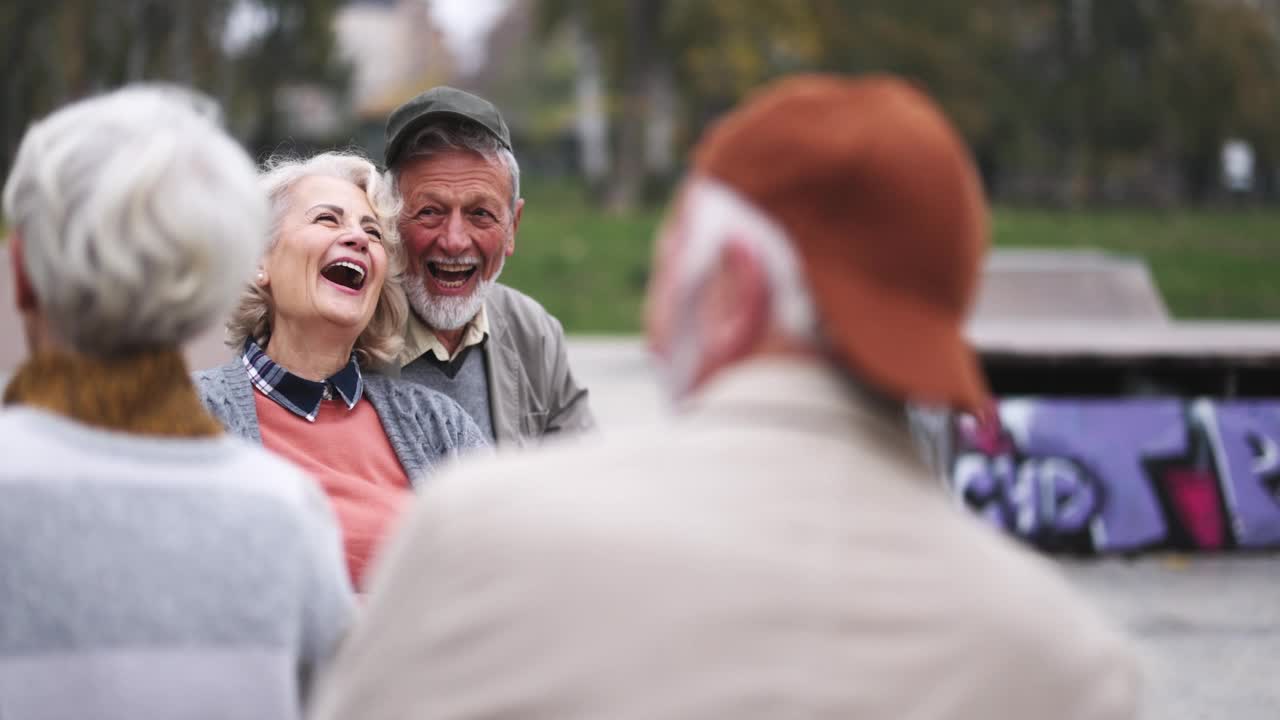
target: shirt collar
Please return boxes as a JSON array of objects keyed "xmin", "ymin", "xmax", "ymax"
[
  {"xmin": 399, "ymin": 303, "xmax": 490, "ymax": 366},
  {"xmin": 241, "ymin": 339, "xmax": 363, "ymax": 422}
]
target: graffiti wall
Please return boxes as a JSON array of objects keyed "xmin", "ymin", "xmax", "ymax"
[{"xmin": 949, "ymin": 398, "xmax": 1280, "ymax": 553}]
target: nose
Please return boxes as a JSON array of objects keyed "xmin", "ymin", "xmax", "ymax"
[
  {"xmin": 339, "ymin": 230, "xmax": 369, "ymax": 253},
  {"xmin": 437, "ymin": 211, "xmax": 470, "ymax": 255}
]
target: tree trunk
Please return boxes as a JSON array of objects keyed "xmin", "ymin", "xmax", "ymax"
[
  {"xmin": 170, "ymin": 0, "xmax": 194, "ymax": 85},
  {"xmin": 606, "ymin": 0, "xmax": 664, "ymax": 212},
  {"xmin": 645, "ymin": 58, "xmax": 675, "ymax": 179},
  {"xmin": 572, "ymin": 15, "xmax": 610, "ymax": 195},
  {"xmin": 126, "ymin": 0, "xmax": 149, "ymax": 82}
]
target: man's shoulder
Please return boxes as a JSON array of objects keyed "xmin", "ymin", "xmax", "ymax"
[
  {"xmin": 487, "ymin": 283, "xmax": 565, "ymax": 339},
  {"xmin": 392, "ymin": 421, "xmax": 1137, "ymax": 716},
  {"xmin": 925, "ymin": 517, "xmax": 1139, "ymax": 701},
  {"xmin": 426, "ymin": 423, "xmax": 1135, "ymax": 638}
]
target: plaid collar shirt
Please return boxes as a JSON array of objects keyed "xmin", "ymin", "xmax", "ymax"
[{"xmin": 241, "ymin": 339, "xmax": 363, "ymax": 422}]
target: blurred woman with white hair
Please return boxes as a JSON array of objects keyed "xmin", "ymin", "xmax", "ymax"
[
  {"xmin": 196, "ymin": 150, "xmax": 487, "ymax": 589},
  {"xmin": 0, "ymin": 86, "xmax": 354, "ymax": 719}
]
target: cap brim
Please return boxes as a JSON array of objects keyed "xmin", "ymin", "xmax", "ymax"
[
  {"xmin": 806, "ymin": 251, "xmax": 989, "ymax": 415},
  {"xmin": 385, "ymin": 110, "xmax": 510, "ymax": 168}
]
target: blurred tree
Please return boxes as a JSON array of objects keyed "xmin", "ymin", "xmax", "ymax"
[
  {"xmin": 536, "ymin": 0, "xmax": 1280, "ymax": 208},
  {"xmin": 0, "ymin": 0, "xmax": 348, "ymax": 174},
  {"xmin": 1160, "ymin": 0, "xmax": 1280, "ymax": 200},
  {"xmin": 230, "ymin": 0, "xmax": 350, "ymax": 151},
  {"xmin": 538, "ymin": 0, "xmax": 669, "ymax": 210},
  {"xmin": 995, "ymin": 0, "xmax": 1280, "ymax": 204}
]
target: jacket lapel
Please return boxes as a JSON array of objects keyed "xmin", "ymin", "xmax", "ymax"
[{"xmin": 483, "ymin": 307, "xmax": 529, "ymax": 447}]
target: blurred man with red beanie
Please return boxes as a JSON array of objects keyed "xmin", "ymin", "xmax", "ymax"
[{"xmin": 310, "ymin": 75, "xmax": 1139, "ymax": 720}]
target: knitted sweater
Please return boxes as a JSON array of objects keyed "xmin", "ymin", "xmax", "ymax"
[
  {"xmin": 0, "ymin": 406, "xmax": 355, "ymax": 720},
  {"xmin": 194, "ymin": 361, "xmax": 489, "ymax": 486}
]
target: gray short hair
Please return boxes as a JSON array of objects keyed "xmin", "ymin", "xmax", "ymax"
[
  {"xmin": 224, "ymin": 150, "xmax": 409, "ymax": 367},
  {"xmin": 388, "ymin": 118, "xmax": 521, "ymax": 212},
  {"xmin": 2, "ymin": 84, "xmax": 265, "ymax": 356}
]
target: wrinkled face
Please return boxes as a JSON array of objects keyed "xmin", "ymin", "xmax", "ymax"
[
  {"xmin": 263, "ymin": 175, "xmax": 387, "ymax": 338},
  {"xmin": 396, "ymin": 150, "xmax": 522, "ymax": 329}
]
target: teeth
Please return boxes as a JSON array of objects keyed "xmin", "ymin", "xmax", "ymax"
[
  {"xmin": 434, "ymin": 264, "xmax": 474, "ymax": 272},
  {"xmin": 327, "ymin": 261, "xmax": 365, "ymax": 281}
]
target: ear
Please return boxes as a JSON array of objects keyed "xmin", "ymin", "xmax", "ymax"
[
  {"xmin": 506, "ymin": 198, "xmax": 524, "ymax": 257},
  {"xmin": 9, "ymin": 231, "xmax": 38, "ymax": 312},
  {"xmin": 697, "ymin": 239, "xmax": 770, "ymax": 378},
  {"xmin": 255, "ymin": 264, "xmax": 270, "ymax": 288}
]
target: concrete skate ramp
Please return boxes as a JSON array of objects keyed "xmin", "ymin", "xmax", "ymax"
[
  {"xmin": 969, "ymin": 251, "xmax": 1280, "ymax": 367},
  {"xmin": 971, "ymin": 249, "xmax": 1170, "ymax": 323}
]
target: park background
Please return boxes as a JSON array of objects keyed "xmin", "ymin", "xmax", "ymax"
[
  {"xmin": 4, "ymin": 4, "xmax": 1280, "ymax": 717},
  {"xmin": 4, "ymin": 0, "xmax": 1280, "ymax": 330}
]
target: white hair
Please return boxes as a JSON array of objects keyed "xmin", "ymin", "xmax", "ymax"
[
  {"xmin": 2, "ymin": 84, "xmax": 265, "ymax": 356},
  {"xmin": 674, "ymin": 178, "xmax": 817, "ymax": 336},
  {"xmin": 659, "ymin": 178, "xmax": 819, "ymax": 397},
  {"xmin": 225, "ymin": 150, "xmax": 408, "ymax": 367},
  {"xmin": 388, "ymin": 118, "xmax": 521, "ymax": 211}
]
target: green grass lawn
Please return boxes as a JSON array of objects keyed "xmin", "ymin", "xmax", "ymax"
[
  {"xmin": 505, "ymin": 183, "xmax": 1280, "ymax": 333},
  {"xmin": 501, "ymin": 184, "xmax": 662, "ymax": 333}
]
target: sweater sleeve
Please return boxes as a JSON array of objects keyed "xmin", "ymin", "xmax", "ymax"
[
  {"xmin": 539, "ymin": 312, "xmax": 597, "ymax": 437},
  {"xmin": 447, "ymin": 397, "xmax": 490, "ymax": 453},
  {"xmin": 366, "ymin": 377, "xmax": 491, "ymax": 484},
  {"xmin": 192, "ymin": 362, "xmax": 259, "ymax": 442},
  {"xmin": 421, "ymin": 389, "xmax": 490, "ymax": 458}
]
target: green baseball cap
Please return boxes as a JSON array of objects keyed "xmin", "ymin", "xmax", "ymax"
[{"xmin": 384, "ymin": 86, "xmax": 512, "ymax": 168}]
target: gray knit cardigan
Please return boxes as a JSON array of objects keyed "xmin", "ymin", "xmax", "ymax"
[{"xmin": 194, "ymin": 361, "xmax": 489, "ymax": 485}]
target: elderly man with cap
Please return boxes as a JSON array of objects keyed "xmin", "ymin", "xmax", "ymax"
[
  {"xmin": 383, "ymin": 86, "xmax": 594, "ymax": 446},
  {"xmin": 310, "ymin": 75, "xmax": 1139, "ymax": 720}
]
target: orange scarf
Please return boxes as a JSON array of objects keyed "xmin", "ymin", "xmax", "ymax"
[{"xmin": 4, "ymin": 349, "xmax": 222, "ymax": 438}]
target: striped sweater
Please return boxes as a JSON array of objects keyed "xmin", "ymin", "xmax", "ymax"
[{"xmin": 0, "ymin": 407, "xmax": 355, "ymax": 720}]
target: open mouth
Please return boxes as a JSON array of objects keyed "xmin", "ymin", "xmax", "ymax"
[
  {"xmin": 427, "ymin": 260, "xmax": 479, "ymax": 289},
  {"xmin": 321, "ymin": 260, "xmax": 367, "ymax": 291}
]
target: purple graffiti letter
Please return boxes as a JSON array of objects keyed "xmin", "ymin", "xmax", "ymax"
[
  {"xmin": 1195, "ymin": 400, "xmax": 1280, "ymax": 548},
  {"xmin": 999, "ymin": 399, "xmax": 1184, "ymax": 551}
]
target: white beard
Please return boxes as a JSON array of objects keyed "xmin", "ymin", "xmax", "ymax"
[{"xmin": 404, "ymin": 256, "xmax": 505, "ymax": 331}]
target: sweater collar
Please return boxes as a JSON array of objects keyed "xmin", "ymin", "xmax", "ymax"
[
  {"xmin": 686, "ymin": 358, "xmax": 922, "ymax": 463},
  {"xmin": 241, "ymin": 339, "xmax": 363, "ymax": 422},
  {"xmin": 3, "ymin": 348, "xmax": 222, "ymax": 438}
]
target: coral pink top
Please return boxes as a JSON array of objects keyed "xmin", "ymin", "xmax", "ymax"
[{"xmin": 255, "ymin": 392, "xmax": 411, "ymax": 589}]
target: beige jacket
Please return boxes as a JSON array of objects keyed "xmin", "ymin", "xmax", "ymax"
[
  {"xmin": 310, "ymin": 359, "xmax": 1139, "ymax": 720},
  {"xmin": 402, "ymin": 283, "xmax": 595, "ymax": 447}
]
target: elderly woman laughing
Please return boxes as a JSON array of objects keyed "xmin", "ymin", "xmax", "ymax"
[{"xmin": 197, "ymin": 151, "xmax": 487, "ymax": 588}]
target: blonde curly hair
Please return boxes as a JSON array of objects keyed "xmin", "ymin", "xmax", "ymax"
[{"xmin": 225, "ymin": 150, "xmax": 408, "ymax": 368}]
